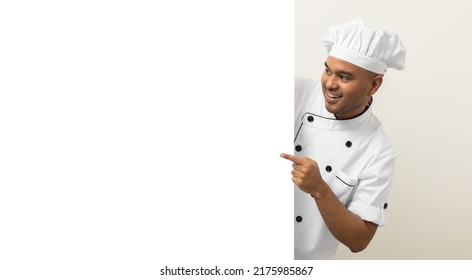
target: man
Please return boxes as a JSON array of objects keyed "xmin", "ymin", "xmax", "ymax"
[{"xmin": 281, "ymin": 18, "xmax": 406, "ymax": 259}]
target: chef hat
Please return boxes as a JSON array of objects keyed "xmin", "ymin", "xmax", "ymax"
[{"xmin": 322, "ymin": 17, "xmax": 406, "ymax": 74}]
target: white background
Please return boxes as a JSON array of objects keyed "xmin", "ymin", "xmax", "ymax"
[
  {"xmin": 296, "ymin": 0, "xmax": 472, "ymax": 260},
  {"xmin": 0, "ymin": 1, "xmax": 470, "ymax": 279}
]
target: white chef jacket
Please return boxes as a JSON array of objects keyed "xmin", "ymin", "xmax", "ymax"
[{"xmin": 294, "ymin": 77, "xmax": 396, "ymax": 260}]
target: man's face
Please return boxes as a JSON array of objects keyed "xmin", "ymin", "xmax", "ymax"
[{"xmin": 321, "ymin": 56, "xmax": 381, "ymax": 119}]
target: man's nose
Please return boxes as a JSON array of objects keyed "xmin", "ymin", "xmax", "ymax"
[{"xmin": 325, "ymin": 75, "xmax": 339, "ymax": 90}]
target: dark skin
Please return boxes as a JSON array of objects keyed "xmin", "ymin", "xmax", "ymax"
[
  {"xmin": 281, "ymin": 56, "xmax": 384, "ymax": 253},
  {"xmin": 322, "ymin": 56, "xmax": 383, "ymax": 120}
]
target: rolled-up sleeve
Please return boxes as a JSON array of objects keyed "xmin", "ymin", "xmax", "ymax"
[{"xmin": 347, "ymin": 141, "xmax": 396, "ymax": 227}]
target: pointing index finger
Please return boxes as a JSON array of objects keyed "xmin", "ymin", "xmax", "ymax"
[{"xmin": 280, "ymin": 153, "xmax": 302, "ymax": 163}]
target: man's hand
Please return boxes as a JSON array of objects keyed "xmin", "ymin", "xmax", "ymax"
[
  {"xmin": 281, "ymin": 152, "xmax": 378, "ymax": 252},
  {"xmin": 280, "ymin": 153, "xmax": 325, "ymax": 196}
]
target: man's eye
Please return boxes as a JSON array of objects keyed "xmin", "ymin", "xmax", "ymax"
[
  {"xmin": 339, "ymin": 74, "xmax": 349, "ymax": 81},
  {"xmin": 325, "ymin": 69, "xmax": 331, "ymax": 75}
]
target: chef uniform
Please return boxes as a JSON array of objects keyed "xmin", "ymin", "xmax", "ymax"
[{"xmin": 294, "ymin": 18, "xmax": 406, "ymax": 260}]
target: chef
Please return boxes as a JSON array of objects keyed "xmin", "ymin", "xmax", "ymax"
[{"xmin": 281, "ymin": 17, "xmax": 406, "ymax": 260}]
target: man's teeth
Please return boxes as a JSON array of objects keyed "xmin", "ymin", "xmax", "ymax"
[{"xmin": 328, "ymin": 93, "xmax": 340, "ymax": 98}]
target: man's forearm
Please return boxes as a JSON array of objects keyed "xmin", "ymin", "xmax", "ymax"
[{"xmin": 311, "ymin": 181, "xmax": 377, "ymax": 253}]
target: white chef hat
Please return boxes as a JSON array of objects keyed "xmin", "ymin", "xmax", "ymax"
[{"xmin": 322, "ymin": 17, "xmax": 406, "ymax": 74}]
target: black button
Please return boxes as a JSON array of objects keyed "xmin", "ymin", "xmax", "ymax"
[
  {"xmin": 346, "ymin": 141, "xmax": 352, "ymax": 148},
  {"xmin": 383, "ymin": 203, "xmax": 388, "ymax": 209},
  {"xmin": 325, "ymin": 165, "xmax": 332, "ymax": 172},
  {"xmin": 307, "ymin": 115, "xmax": 314, "ymax": 122},
  {"xmin": 296, "ymin": 216, "xmax": 303, "ymax": 223},
  {"xmin": 295, "ymin": 145, "xmax": 302, "ymax": 152}
]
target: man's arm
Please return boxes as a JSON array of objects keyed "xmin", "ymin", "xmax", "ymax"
[{"xmin": 281, "ymin": 153, "xmax": 378, "ymax": 253}]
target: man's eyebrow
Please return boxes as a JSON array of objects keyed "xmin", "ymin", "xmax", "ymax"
[
  {"xmin": 338, "ymin": 70, "xmax": 353, "ymax": 77},
  {"xmin": 324, "ymin": 62, "xmax": 353, "ymax": 77}
]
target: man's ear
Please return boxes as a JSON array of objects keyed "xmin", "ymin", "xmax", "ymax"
[{"xmin": 369, "ymin": 75, "xmax": 383, "ymax": 95}]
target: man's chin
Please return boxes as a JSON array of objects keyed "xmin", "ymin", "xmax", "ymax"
[{"xmin": 324, "ymin": 103, "xmax": 338, "ymax": 114}]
